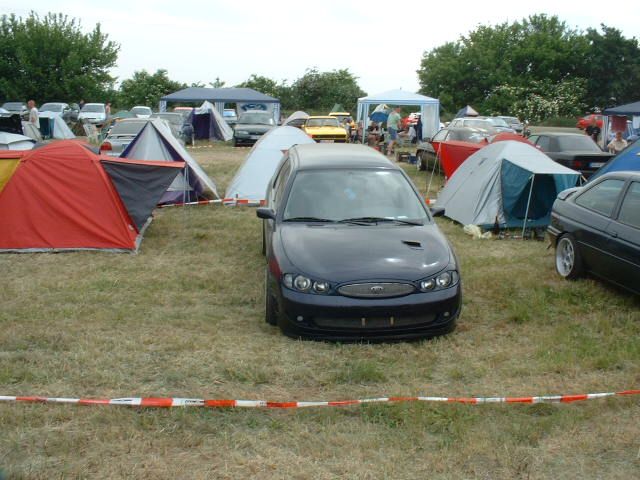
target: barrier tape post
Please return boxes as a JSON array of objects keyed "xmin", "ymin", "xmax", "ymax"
[{"xmin": 1, "ymin": 389, "xmax": 638, "ymax": 409}]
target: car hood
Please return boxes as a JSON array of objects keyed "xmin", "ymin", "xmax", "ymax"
[
  {"xmin": 234, "ymin": 123, "xmax": 273, "ymax": 132},
  {"xmin": 551, "ymin": 151, "xmax": 613, "ymax": 158},
  {"xmin": 279, "ymin": 224, "xmax": 452, "ymax": 283},
  {"xmin": 79, "ymin": 112, "xmax": 105, "ymax": 118}
]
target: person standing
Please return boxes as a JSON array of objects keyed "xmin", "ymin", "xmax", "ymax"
[
  {"xmin": 386, "ymin": 106, "xmax": 401, "ymax": 155},
  {"xmin": 585, "ymin": 117, "xmax": 601, "ymax": 144},
  {"xmin": 607, "ymin": 131, "xmax": 628, "ymax": 154},
  {"xmin": 105, "ymin": 102, "xmax": 111, "ymax": 117},
  {"xmin": 27, "ymin": 100, "xmax": 39, "ymax": 128}
]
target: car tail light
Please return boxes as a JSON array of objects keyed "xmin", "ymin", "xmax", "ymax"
[
  {"xmin": 572, "ymin": 160, "xmax": 584, "ymax": 169},
  {"xmin": 100, "ymin": 141, "xmax": 112, "ymax": 152}
]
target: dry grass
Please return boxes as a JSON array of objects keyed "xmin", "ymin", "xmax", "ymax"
[{"xmin": 1, "ymin": 143, "xmax": 639, "ymax": 479}]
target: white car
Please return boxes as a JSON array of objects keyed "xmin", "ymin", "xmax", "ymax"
[
  {"xmin": 130, "ymin": 106, "xmax": 152, "ymax": 118},
  {"xmin": 78, "ymin": 103, "xmax": 107, "ymax": 124}
]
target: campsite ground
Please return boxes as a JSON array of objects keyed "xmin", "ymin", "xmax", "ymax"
[{"xmin": 1, "ymin": 142, "xmax": 639, "ymax": 479}]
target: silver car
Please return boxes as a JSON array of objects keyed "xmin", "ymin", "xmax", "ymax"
[
  {"xmin": 99, "ymin": 118, "xmax": 151, "ymax": 156},
  {"xmin": 151, "ymin": 112, "xmax": 190, "ymax": 144}
]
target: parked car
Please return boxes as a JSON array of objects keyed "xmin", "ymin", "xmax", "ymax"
[
  {"xmin": 40, "ymin": 102, "xmax": 79, "ymax": 123},
  {"xmin": 99, "ymin": 118, "xmax": 150, "ymax": 156},
  {"xmin": 256, "ymin": 143, "xmax": 462, "ymax": 341},
  {"xmin": 548, "ymin": 171, "xmax": 640, "ymax": 294},
  {"xmin": 130, "ymin": 106, "xmax": 153, "ymax": 119},
  {"xmin": 447, "ymin": 117, "xmax": 498, "ymax": 134},
  {"xmin": 416, "ymin": 127, "xmax": 489, "ymax": 171},
  {"xmin": 497, "ymin": 116, "xmax": 524, "ymax": 134},
  {"xmin": 577, "ymin": 114, "xmax": 603, "ymax": 130},
  {"xmin": 483, "ymin": 116, "xmax": 515, "ymax": 133},
  {"xmin": 528, "ymin": 132, "xmax": 613, "ymax": 178},
  {"xmin": 1, "ymin": 102, "xmax": 27, "ymax": 117},
  {"xmin": 223, "ymin": 108, "xmax": 238, "ymax": 126},
  {"xmin": 302, "ymin": 116, "xmax": 348, "ymax": 143},
  {"xmin": 233, "ymin": 110, "xmax": 276, "ymax": 147},
  {"xmin": 151, "ymin": 112, "xmax": 192, "ymax": 144},
  {"xmin": 78, "ymin": 103, "xmax": 107, "ymax": 125}
]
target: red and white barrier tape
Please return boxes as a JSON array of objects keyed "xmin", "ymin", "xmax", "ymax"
[
  {"xmin": 222, "ymin": 198, "xmax": 266, "ymax": 206},
  {"xmin": 1, "ymin": 389, "xmax": 638, "ymax": 409},
  {"xmin": 158, "ymin": 199, "xmax": 222, "ymax": 208}
]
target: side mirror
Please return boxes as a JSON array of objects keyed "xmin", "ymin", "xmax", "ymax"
[
  {"xmin": 256, "ymin": 208, "xmax": 276, "ymax": 220},
  {"xmin": 430, "ymin": 206, "xmax": 445, "ymax": 217}
]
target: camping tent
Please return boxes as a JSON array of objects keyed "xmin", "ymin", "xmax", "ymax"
[
  {"xmin": 0, "ymin": 140, "xmax": 183, "ymax": 252},
  {"xmin": 356, "ymin": 90, "xmax": 440, "ymax": 140},
  {"xmin": 455, "ymin": 105, "xmax": 479, "ymax": 118},
  {"xmin": 38, "ymin": 111, "xmax": 75, "ymax": 139},
  {"xmin": 283, "ymin": 111, "xmax": 309, "ymax": 128},
  {"xmin": 436, "ymin": 141, "xmax": 580, "ymax": 230},
  {"xmin": 159, "ymin": 87, "xmax": 280, "ymax": 122},
  {"xmin": 602, "ymin": 100, "xmax": 640, "ymax": 148},
  {"xmin": 0, "ymin": 132, "xmax": 35, "ymax": 150},
  {"xmin": 225, "ymin": 126, "xmax": 315, "ymax": 203},
  {"xmin": 190, "ymin": 101, "xmax": 233, "ymax": 142},
  {"xmin": 121, "ymin": 118, "xmax": 219, "ymax": 204},
  {"xmin": 589, "ymin": 138, "xmax": 640, "ymax": 181}
]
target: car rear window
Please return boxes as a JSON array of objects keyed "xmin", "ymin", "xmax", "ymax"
[
  {"xmin": 555, "ymin": 136, "xmax": 601, "ymax": 152},
  {"xmin": 575, "ymin": 179, "xmax": 625, "ymax": 217},
  {"xmin": 618, "ymin": 182, "xmax": 640, "ymax": 229},
  {"xmin": 110, "ymin": 121, "xmax": 147, "ymax": 135}
]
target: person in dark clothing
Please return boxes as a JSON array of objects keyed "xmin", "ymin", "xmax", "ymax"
[{"xmin": 585, "ymin": 117, "xmax": 601, "ymax": 144}]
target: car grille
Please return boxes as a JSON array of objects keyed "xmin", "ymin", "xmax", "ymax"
[
  {"xmin": 337, "ymin": 283, "xmax": 415, "ymax": 298},
  {"xmin": 313, "ymin": 313, "xmax": 436, "ymax": 330},
  {"xmin": 312, "ymin": 134, "xmax": 347, "ymax": 140}
]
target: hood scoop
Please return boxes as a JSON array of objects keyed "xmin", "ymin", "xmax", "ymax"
[{"xmin": 402, "ymin": 240, "xmax": 422, "ymax": 248}]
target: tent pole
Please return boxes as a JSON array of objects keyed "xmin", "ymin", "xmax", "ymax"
[{"xmin": 521, "ymin": 174, "xmax": 535, "ymax": 239}]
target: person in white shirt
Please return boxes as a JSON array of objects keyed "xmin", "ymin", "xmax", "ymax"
[
  {"xmin": 607, "ymin": 131, "xmax": 628, "ymax": 154},
  {"xmin": 27, "ymin": 99, "xmax": 39, "ymax": 127}
]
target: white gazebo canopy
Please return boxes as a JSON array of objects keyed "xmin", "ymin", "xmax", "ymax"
[{"xmin": 356, "ymin": 89, "xmax": 440, "ymax": 141}]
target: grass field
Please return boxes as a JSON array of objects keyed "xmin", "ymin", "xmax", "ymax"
[{"xmin": 1, "ymin": 143, "xmax": 639, "ymax": 479}]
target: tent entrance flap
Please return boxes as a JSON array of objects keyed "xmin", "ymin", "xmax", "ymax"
[{"xmin": 500, "ymin": 160, "xmax": 557, "ymax": 227}]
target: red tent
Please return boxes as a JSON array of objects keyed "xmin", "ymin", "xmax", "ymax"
[
  {"xmin": 490, "ymin": 132, "xmax": 533, "ymax": 145},
  {"xmin": 0, "ymin": 140, "xmax": 184, "ymax": 252},
  {"xmin": 439, "ymin": 140, "xmax": 485, "ymax": 179}
]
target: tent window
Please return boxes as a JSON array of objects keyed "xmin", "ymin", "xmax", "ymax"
[
  {"xmin": 618, "ymin": 182, "xmax": 640, "ymax": 229},
  {"xmin": 575, "ymin": 179, "xmax": 625, "ymax": 217}
]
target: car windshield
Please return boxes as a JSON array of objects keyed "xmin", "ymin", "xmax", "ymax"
[
  {"xmin": 307, "ymin": 118, "xmax": 340, "ymax": 128},
  {"xmin": 151, "ymin": 113, "xmax": 181, "ymax": 125},
  {"xmin": 238, "ymin": 112, "xmax": 274, "ymax": 125},
  {"xmin": 82, "ymin": 104, "xmax": 105, "ymax": 113},
  {"xmin": 450, "ymin": 130, "xmax": 488, "ymax": 143},
  {"xmin": 223, "ymin": 110, "xmax": 237, "ymax": 117},
  {"xmin": 556, "ymin": 136, "xmax": 602, "ymax": 152},
  {"xmin": 109, "ymin": 121, "xmax": 148, "ymax": 135},
  {"xmin": 131, "ymin": 107, "xmax": 152, "ymax": 115},
  {"xmin": 488, "ymin": 117, "xmax": 509, "ymax": 127},
  {"xmin": 464, "ymin": 119, "xmax": 492, "ymax": 130},
  {"xmin": 40, "ymin": 104, "xmax": 64, "ymax": 112},
  {"xmin": 3, "ymin": 102, "xmax": 24, "ymax": 110},
  {"xmin": 501, "ymin": 117, "xmax": 519, "ymax": 124},
  {"xmin": 283, "ymin": 169, "xmax": 428, "ymax": 223}
]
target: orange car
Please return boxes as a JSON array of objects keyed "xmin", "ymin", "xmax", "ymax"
[{"xmin": 576, "ymin": 114, "xmax": 603, "ymax": 130}]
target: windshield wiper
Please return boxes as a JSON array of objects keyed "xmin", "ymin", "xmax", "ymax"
[
  {"xmin": 283, "ymin": 217, "xmax": 334, "ymax": 223},
  {"xmin": 338, "ymin": 217, "xmax": 423, "ymax": 226}
]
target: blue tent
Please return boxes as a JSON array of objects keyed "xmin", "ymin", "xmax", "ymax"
[{"xmin": 589, "ymin": 138, "xmax": 640, "ymax": 181}]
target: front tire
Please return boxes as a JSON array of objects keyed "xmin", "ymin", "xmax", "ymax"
[
  {"xmin": 264, "ymin": 268, "xmax": 277, "ymax": 325},
  {"xmin": 555, "ymin": 234, "xmax": 584, "ymax": 280},
  {"xmin": 417, "ymin": 152, "xmax": 427, "ymax": 171}
]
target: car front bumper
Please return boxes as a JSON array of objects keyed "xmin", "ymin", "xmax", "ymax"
[{"xmin": 274, "ymin": 284, "xmax": 461, "ymax": 341}]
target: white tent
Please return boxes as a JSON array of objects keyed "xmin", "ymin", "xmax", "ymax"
[
  {"xmin": 356, "ymin": 89, "xmax": 440, "ymax": 140},
  {"xmin": 193, "ymin": 101, "xmax": 233, "ymax": 141},
  {"xmin": 121, "ymin": 118, "xmax": 219, "ymax": 204},
  {"xmin": 436, "ymin": 141, "xmax": 580, "ymax": 231},
  {"xmin": 225, "ymin": 126, "xmax": 315, "ymax": 202},
  {"xmin": 20, "ymin": 122, "xmax": 43, "ymax": 142},
  {"xmin": 39, "ymin": 111, "xmax": 75, "ymax": 139},
  {"xmin": 0, "ymin": 132, "xmax": 35, "ymax": 150},
  {"xmin": 283, "ymin": 111, "xmax": 309, "ymax": 126}
]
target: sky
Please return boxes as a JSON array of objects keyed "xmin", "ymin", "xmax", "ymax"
[{"xmin": 3, "ymin": 0, "xmax": 639, "ymax": 95}]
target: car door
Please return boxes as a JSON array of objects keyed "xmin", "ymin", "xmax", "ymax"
[
  {"xmin": 265, "ymin": 157, "xmax": 292, "ymax": 251},
  {"xmin": 572, "ymin": 178, "xmax": 626, "ymax": 275},
  {"xmin": 606, "ymin": 181, "xmax": 640, "ymax": 293},
  {"xmin": 428, "ymin": 129, "xmax": 449, "ymax": 163}
]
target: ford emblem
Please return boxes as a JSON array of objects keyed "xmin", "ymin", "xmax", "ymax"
[{"xmin": 370, "ymin": 285, "xmax": 385, "ymax": 294}]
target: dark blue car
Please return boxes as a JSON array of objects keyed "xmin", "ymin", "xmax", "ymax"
[
  {"xmin": 548, "ymin": 171, "xmax": 640, "ymax": 294},
  {"xmin": 257, "ymin": 143, "xmax": 462, "ymax": 341}
]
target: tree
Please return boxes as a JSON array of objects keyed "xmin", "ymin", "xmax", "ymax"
[
  {"xmin": 235, "ymin": 74, "xmax": 293, "ymax": 109},
  {"xmin": 209, "ymin": 77, "xmax": 226, "ymax": 88},
  {"xmin": 0, "ymin": 12, "xmax": 119, "ymax": 102},
  {"xmin": 117, "ymin": 69, "xmax": 185, "ymax": 109},
  {"xmin": 290, "ymin": 68, "xmax": 366, "ymax": 113}
]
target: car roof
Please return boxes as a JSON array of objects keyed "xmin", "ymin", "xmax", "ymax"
[
  {"xmin": 594, "ymin": 171, "xmax": 640, "ymax": 181},
  {"xmin": 85, "ymin": 103, "xmax": 104, "ymax": 106},
  {"xmin": 307, "ymin": 116, "xmax": 338, "ymax": 119},
  {"xmin": 290, "ymin": 144, "xmax": 397, "ymax": 171},
  {"xmin": 531, "ymin": 132, "xmax": 587, "ymax": 137}
]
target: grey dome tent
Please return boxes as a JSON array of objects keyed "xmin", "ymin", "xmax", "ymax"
[
  {"xmin": 120, "ymin": 118, "xmax": 219, "ymax": 204},
  {"xmin": 190, "ymin": 101, "xmax": 233, "ymax": 142},
  {"xmin": 283, "ymin": 111, "xmax": 309, "ymax": 128},
  {"xmin": 225, "ymin": 126, "xmax": 315, "ymax": 203},
  {"xmin": 455, "ymin": 105, "xmax": 479, "ymax": 118},
  {"xmin": 436, "ymin": 141, "xmax": 580, "ymax": 231},
  {"xmin": 38, "ymin": 111, "xmax": 75, "ymax": 139}
]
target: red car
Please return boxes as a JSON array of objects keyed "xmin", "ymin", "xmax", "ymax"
[{"xmin": 576, "ymin": 114, "xmax": 603, "ymax": 130}]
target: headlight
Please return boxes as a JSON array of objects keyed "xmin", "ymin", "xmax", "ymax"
[
  {"xmin": 293, "ymin": 275, "xmax": 311, "ymax": 291},
  {"xmin": 313, "ymin": 281, "xmax": 329, "ymax": 293},
  {"xmin": 419, "ymin": 279, "xmax": 435, "ymax": 291},
  {"xmin": 436, "ymin": 272, "xmax": 452, "ymax": 288}
]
